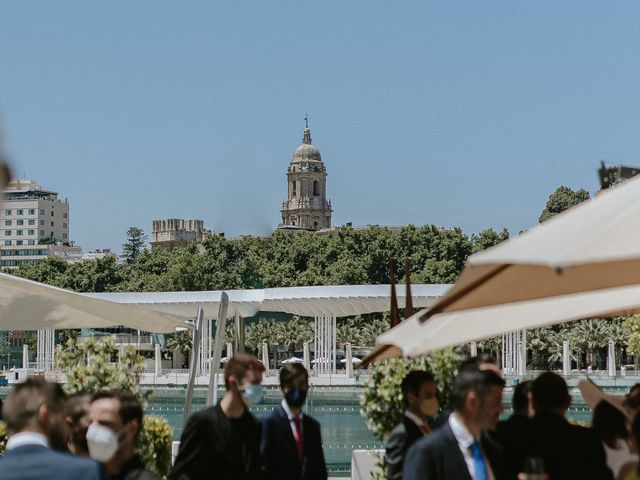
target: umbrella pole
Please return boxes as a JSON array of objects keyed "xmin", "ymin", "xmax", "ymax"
[
  {"xmin": 183, "ymin": 306, "xmax": 204, "ymax": 427},
  {"xmin": 207, "ymin": 293, "xmax": 229, "ymax": 407}
]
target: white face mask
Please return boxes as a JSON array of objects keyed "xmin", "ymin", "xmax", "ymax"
[{"xmin": 86, "ymin": 423, "xmax": 119, "ymax": 462}]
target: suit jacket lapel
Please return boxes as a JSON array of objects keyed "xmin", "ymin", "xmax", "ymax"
[
  {"xmin": 277, "ymin": 406, "xmax": 302, "ymax": 468},
  {"xmin": 442, "ymin": 422, "xmax": 474, "ymax": 480}
]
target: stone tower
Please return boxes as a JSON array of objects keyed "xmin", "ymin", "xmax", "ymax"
[{"xmin": 280, "ymin": 121, "xmax": 332, "ymax": 230}]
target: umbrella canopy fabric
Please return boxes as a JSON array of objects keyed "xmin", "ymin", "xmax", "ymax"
[
  {"xmin": 370, "ymin": 283, "xmax": 640, "ymax": 360},
  {"xmin": 421, "ymin": 175, "xmax": 640, "ymax": 320},
  {"xmin": 0, "ymin": 272, "xmax": 184, "ymax": 333}
]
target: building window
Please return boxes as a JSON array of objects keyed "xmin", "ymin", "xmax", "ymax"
[
  {"xmin": 40, "ymin": 220, "xmax": 44, "ymax": 226},
  {"xmin": 63, "ymin": 213, "xmax": 68, "ymax": 219},
  {"xmin": 63, "ymin": 223, "xmax": 68, "ymax": 229},
  {"xmin": 4, "ymin": 209, "xmax": 11, "ymax": 215},
  {"xmin": 28, "ymin": 219, "xmax": 35, "ymax": 225},
  {"xmin": 28, "ymin": 209, "xmax": 35, "ymax": 215},
  {"xmin": 16, "ymin": 219, "xmax": 23, "ymax": 226},
  {"xmin": 51, "ymin": 211, "xmax": 54, "ymax": 217},
  {"xmin": 4, "ymin": 240, "xmax": 10, "ymax": 246},
  {"xmin": 63, "ymin": 233, "xmax": 67, "ymax": 239},
  {"xmin": 51, "ymin": 221, "xmax": 54, "ymax": 227},
  {"xmin": 39, "ymin": 230, "xmax": 44, "ymax": 236},
  {"xmin": 16, "ymin": 240, "xmax": 23, "ymax": 246},
  {"xmin": 4, "ymin": 220, "xmax": 10, "ymax": 226},
  {"xmin": 27, "ymin": 240, "xmax": 35, "ymax": 246},
  {"xmin": 50, "ymin": 231, "xmax": 53, "ymax": 237},
  {"xmin": 4, "ymin": 230, "xmax": 10, "ymax": 236},
  {"xmin": 16, "ymin": 209, "xmax": 23, "ymax": 215},
  {"xmin": 313, "ymin": 180, "xmax": 319, "ymax": 196},
  {"xmin": 16, "ymin": 230, "xmax": 23, "ymax": 236},
  {"xmin": 292, "ymin": 181, "xmax": 296, "ymax": 196},
  {"xmin": 28, "ymin": 230, "xmax": 35, "ymax": 235},
  {"xmin": 39, "ymin": 209, "xmax": 44, "ymax": 215}
]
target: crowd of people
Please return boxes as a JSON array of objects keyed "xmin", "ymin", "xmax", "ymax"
[
  {"xmin": 0, "ymin": 352, "xmax": 328, "ymax": 480},
  {"xmin": 4, "ymin": 352, "xmax": 640, "ymax": 480},
  {"xmin": 388, "ymin": 355, "xmax": 640, "ymax": 480}
]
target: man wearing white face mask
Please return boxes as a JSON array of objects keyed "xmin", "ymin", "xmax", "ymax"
[
  {"xmin": 385, "ymin": 371, "xmax": 439, "ymax": 480},
  {"xmin": 87, "ymin": 391, "xmax": 159, "ymax": 480},
  {"xmin": 170, "ymin": 353, "xmax": 266, "ymax": 480}
]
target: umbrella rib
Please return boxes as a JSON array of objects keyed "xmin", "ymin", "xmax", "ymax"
[{"xmin": 419, "ymin": 264, "xmax": 511, "ymax": 323}]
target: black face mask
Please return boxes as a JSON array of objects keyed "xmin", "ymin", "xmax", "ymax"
[{"xmin": 285, "ymin": 388, "xmax": 307, "ymax": 408}]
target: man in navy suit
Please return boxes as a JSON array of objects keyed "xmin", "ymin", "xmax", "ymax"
[
  {"xmin": 0, "ymin": 378, "xmax": 104, "ymax": 480},
  {"xmin": 260, "ymin": 363, "xmax": 327, "ymax": 480},
  {"xmin": 403, "ymin": 369, "xmax": 506, "ymax": 480}
]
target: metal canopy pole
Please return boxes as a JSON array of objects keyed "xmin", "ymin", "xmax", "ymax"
[
  {"xmin": 183, "ymin": 307, "xmax": 204, "ymax": 427},
  {"xmin": 207, "ymin": 292, "xmax": 229, "ymax": 407}
]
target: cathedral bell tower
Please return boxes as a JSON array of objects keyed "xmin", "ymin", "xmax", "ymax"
[{"xmin": 279, "ymin": 118, "xmax": 332, "ymax": 231}]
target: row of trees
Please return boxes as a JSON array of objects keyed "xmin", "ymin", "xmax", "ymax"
[{"xmin": 11, "ymin": 224, "xmax": 509, "ymax": 293}]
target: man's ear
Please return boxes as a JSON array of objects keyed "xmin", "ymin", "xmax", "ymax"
[
  {"xmin": 37, "ymin": 403, "xmax": 49, "ymax": 428},
  {"xmin": 130, "ymin": 419, "xmax": 140, "ymax": 439}
]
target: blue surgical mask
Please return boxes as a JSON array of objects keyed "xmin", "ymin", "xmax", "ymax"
[
  {"xmin": 242, "ymin": 383, "xmax": 264, "ymax": 405},
  {"xmin": 285, "ymin": 388, "xmax": 308, "ymax": 408}
]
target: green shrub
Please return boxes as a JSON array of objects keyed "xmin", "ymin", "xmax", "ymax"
[{"xmin": 137, "ymin": 415, "xmax": 173, "ymax": 479}]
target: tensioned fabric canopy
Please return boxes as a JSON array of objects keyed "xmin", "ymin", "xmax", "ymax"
[
  {"xmin": 86, "ymin": 284, "xmax": 450, "ymax": 319},
  {"xmin": 0, "ymin": 272, "xmax": 185, "ymax": 333},
  {"xmin": 0, "ymin": 272, "xmax": 449, "ymax": 333}
]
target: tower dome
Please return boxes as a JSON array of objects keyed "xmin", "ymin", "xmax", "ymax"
[
  {"xmin": 279, "ymin": 118, "xmax": 333, "ymax": 231},
  {"xmin": 292, "ymin": 128, "xmax": 322, "ymax": 162}
]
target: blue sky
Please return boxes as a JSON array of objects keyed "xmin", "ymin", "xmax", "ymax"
[{"xmin": 2, "ymin": 2, "xmax": 640, "ymax": 252}]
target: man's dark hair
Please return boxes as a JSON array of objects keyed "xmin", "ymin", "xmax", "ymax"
[
  {"xmin": 280, "ymin": 363, "xmax": 308, "ymax": 390},
  {"xmin": 592, "ymin": 400, "xmax": 628, "ymax": 449},
  {"xmin": 450, "ymin": 369, "xmax": 505, "ymax": 412},
  {"xmin": 3, "ymin": 378, "xmax": 66, "ymax": 432},
  {"xmin": 91, "ymin": 391, "xmax": 143, "ymax": 439},
  {"xmin": 224, "ymin": 353, "xmax": 266, "ymax": 390},
  {"xmin": 459, "ymin": 355, "xmax": 498, "ymax": 373},
  {"xmin": 401, "ymin": 371, "xmax": 435, "ymax": 407},
  {"xmin": 66, "ymin": 391, "xmax": 92, "ymax": 424},
  {"xmin": 531, "ymin": 371, "xmax": 570, "ymax": 411},
  {"xmin": 512, "ymin": 380, "xmax": 532, "ymax": 414}
]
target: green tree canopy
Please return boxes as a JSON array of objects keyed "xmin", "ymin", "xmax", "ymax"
[
  {"xmin": 122, "ymin": 226, "xmax": 148, "ymax": 263},
  {"xmin": 539, "ymin": 186, "xmax": 590, "ymax": 223}
]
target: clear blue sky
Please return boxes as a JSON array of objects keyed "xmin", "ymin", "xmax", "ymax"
[{"xmin": 2, "ymin": 2, "xmax": 640, "ymax": 252}]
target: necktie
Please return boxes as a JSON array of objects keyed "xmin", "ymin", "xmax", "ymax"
[
  {"xmin": 419, "ymin": 424, "xmax": 431, "ymax": 435},
  {"xmin": 293, "ymin": 416, "xmax": 304, "ymax": 464},
  {"xmin": 470, "ymin": 440, "xmax": 488, "ymax": 480}
]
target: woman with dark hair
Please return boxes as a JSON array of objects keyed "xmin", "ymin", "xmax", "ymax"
[{"xmin": 593, "ymin": 400, "xmax": 636, "ymax": 480}]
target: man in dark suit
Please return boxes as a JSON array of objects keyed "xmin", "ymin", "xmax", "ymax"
[
  {"xmin": 0, "ymin": 378, "xmax": 104, "ymax": 480},
  {"xmin": 170, "ymin": 353, "xmax": 266, "ymax": 480},
  {"xmin": 260, "ymin": 363, "xmax": 327, "ymax": 480},
  {"xmin": 403, "ymin": 369, "xmax": 506, "ymax": 480},
  {"xmin": 494, "ymin": 380, "xmax": 531, "ymax": 480},
  {"xmin": 518, "ymin": 372, "xmax": 612, "ymax": 480},
  {"xmin": 385, "ymin": 371, "xmax": 439, "ymax": 480}
]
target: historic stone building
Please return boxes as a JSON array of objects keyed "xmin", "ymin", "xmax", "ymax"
[
  {"xmin": 279, "ymin": 122, "xmax": 332, "ymax": 231},
  {"xmin": 151, "ymin": 218, "xmax": 211, "ymax": 250}
]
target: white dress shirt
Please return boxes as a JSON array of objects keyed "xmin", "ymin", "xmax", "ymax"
[
  {"xmin": 448, "ymin": 413, "xmax": 495, "ymax": 480},
  {"xmin": 281, "ymin": 398, "xmax": 303, "ymax": 441},
  {"xmin": 6, "ymin": 431, "xmax": 49, "ymax": 450}
]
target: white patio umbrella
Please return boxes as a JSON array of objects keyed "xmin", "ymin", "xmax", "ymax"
[
  {"xmin": 282, "ymin": 356, "xmax": 304, "ymax": 364},
  {"xmin": 368, "ymin": 175, "xmax": 640, "ymax": 361},
  {"xmin": 0, "ymin": 272, "xmax": 184, "ymax": 333},
  {"xmin": 340, "ymin": 357, "xmax": 362, "ymax": 364}
]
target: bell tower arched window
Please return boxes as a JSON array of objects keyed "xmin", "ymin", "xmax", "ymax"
[
  {"xmin": 313, "ymin": 180, "xmax": 319, "ymax": 196},
  {"xmin": 292, "ymin": 181, "xmax": 296, "ymax": 197}
]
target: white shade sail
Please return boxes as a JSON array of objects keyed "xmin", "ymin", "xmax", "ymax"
[
  {"xmin": 86, "ymin": 284, "xmax": 449, "ymax": 319},
  {"xmin": 0, "ymin": 272, "xmax": 185, "ymax": 333}
]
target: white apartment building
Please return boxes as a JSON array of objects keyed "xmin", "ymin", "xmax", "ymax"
[{"xmin": 1, "ymin": 179, "xmax": 81, "ymax": 268}]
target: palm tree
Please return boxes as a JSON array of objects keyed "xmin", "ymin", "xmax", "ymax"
[
  {"xmin": 278, "ymin": 317, "xmax": 313, "ymax": 357},
  {"xmin": 567, "ymin": 320, "xmax": 611, "ymax": 368},
  {"xmin": 164, "ymin": 331, "xmax": 192, "ymax": 368},
  {"xmin": 245, "ymin": 319, "xmax": 280, "ymax": 352}
]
